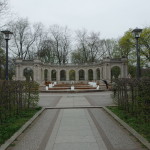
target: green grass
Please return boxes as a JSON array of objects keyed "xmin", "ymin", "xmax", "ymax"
[
  {"xmin": 107, "ymin": 106, "xmax": 150, "ymax": 142},
  {"xmin": 0, "ymin": 107, "xmax": 41, "ymax": 145}
]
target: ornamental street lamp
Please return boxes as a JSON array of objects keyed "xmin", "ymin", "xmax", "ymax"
[
  {"xmin": 132, "ymin": 28, "xmax": 142, "ymax": 79},
  {"xmin": 1, "ymin": 30, "xmax": 13, "ymax": 80}
]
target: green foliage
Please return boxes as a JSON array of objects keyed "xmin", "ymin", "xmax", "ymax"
[
  {"xmin": 118, "ymin": 27, "xmax": 150, "ymax": 68},
  {"xmin": 71, "ymin": 31, "xmax": 102, "ymax": 64},
  {"xmin": 0, "ymin": 48, "xmax": 5, "ymax": 80},
  {"xmin": 113, "ymin": 78, "xmax": 150, "ymax": 124},
  {"xmin": 0, "ymin": 108, "xmax": 41, "ymax": 145},
  {"xmin": 141, "ymin": 68, "xmax": 150, "ymax": 77},
  {"xmin": 111, "ymin": 66, "xmax": 121, "ymax": 79},
  {"xmin": 111, "ymin": 42, "xmax": 122, "ymax": 58},
  {"xmin": 0, "ymin": 48, "xmax": 15, "ymax": 80},
  {"xmin": 108, "ymin": 106, "xmax": 150, "ymax": 142},
  {"xmin": 0, "ymin": 81, "xmax": 39, "ymax": 124},
  {"xmin": 117, "ymin": 27, "xmax": 150, "ymax": 77},
  {"xmin": 128, "ymin": 65, "xmax": 136, "ymax": 78},
  {"xmin": 119, "ymin": 29, "xmax": 134, "ymax": 59},
  {"xmin": 71, "ymin": 50, "xmax": 84, "ymax": 64},
  {"xmin": 140, "ymin": 27, "xmax": 150, "ymax": 62},
  {"xmin": 0, "ymin": 80, "xmax": 39, "ymax": 145}
]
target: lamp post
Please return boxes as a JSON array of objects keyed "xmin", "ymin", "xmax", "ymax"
[
  {"xmin": 132, "ymin": 28, "xmax": 142, "ymax": 79},
  {"xmin": 1, "ymin": 30, "xmax": 13, "ymax": 80}
]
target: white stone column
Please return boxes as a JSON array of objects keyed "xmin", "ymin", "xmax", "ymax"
[
  {"xmin": 34, "ymin": 65, "xmax": 40, "ymax": 82},
  {"xmin": 121, "ymin": 64, "xmax": 124, "ymax": 78},
  {"xmin": 41, "ymin": 69, "xmax": 44, "ymax": 82},
  {"xmin": 124, "ymin": 63, "xmax": 128, "ymax": 78},
  {"xmin": 75, "ymin": 70, "xmax": 79, "ymax": 81},
  {"xmin": 57, "ymin": 69, "xmax": 60, "ymax": 82},
  {"xmin": 93, "ymin": 68, "xmax": 96, "ymax": 80},
  {"xmin": 101, "ymin": 67, "xmax": 103, "ymax": 80},
  {"xmin": 33, "ymin": 65, "xmax": 37, "ymax": 81},
  {"xmin": 39, "ymin": 68, "xmax": 42, "ymax": 83},
  {"xmin": 16, "ymin": 65, "xmax": 19, "ymax": 80},
  {"xmin": 103, "ymin": 65, "xmax": 107, "ymax": 80},
  {"xmin": 15, "ymin": 59, "xmax": 23, "ymax": 80},
  {"xmin": 19, "ymin": 65, "xmax": 23, "ymax": 80},
  {"xmin": 50, "ymin": 70, "xmax": 52, "ymax": 81},
  {"xmin": 106, "ymin": 64, "xmax": 111, "ymax": 80},
  {"xmin": 66, "ymin": 70, "xmax": 69, "ymax": 81},
  {"xmin": 120, "ymin": 63, "xmax": 127, "ymax": 78},
  {"xmin": 99, "ymin": 68, "xmax": 101, "ymax": 80},
  {"xmin": 36, "ymin": 65, "xmax": 42, "ymax": 83},
  {"xmin": 121, "ymin": 58, "xmax": 128, "ymax": 78},
  {"xmin": 48, "ymin": 69, "xmax": 51, "ymax": 81},
  {"xmin": 85, "ymin": 69, "xmax": 88, "ymax": 81}
]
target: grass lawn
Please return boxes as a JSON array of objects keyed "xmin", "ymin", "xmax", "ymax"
[
  {"xmin": 0, "ymin": 107, "xmax": 41, "ymax": 146},
  {"xmin": 107, "ymin": 106, "xmax": 150, "ymax": 142}
]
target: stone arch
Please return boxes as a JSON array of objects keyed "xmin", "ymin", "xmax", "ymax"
[
  {"xmin": 44, "ymin": 69, "xmax": 48, "ymax": 81},
  {"xmin": 60, "ymin": 70, "xmax": 66, "ymax": 81},
  {"xmin": 111, "ymin": 66, "xmax": 121, "ymax": 80},
  {"xmin": 51, "ymin": 70, "xmax": 56, "ymax": 81},
  {"xmin": 96, "ymin": 68, "xmax": 100, "ymax": 80},
  {"xmin": 79, "ymin": 69, "xmax": 85, "ymax": 80},
  {"xmin": 69, "ymin": 70, "xmax": 75, "ymax": 80},
  {"xmin": 88, "ymin": 69, "xmax": 93, "ymax": 81},
  {"xmin": 23, "ymin": 67, "xmax": 34, "ymax": 81},
  {"xmin": 15, "ymin": 58, "xmax": 128, "ymax": 83}
]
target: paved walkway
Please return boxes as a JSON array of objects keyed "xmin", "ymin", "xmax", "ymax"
[{"xmin": 7, "ymin": 92, "xmax": 146, "ymax": 150}]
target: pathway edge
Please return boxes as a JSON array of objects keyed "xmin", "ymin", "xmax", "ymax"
[
  {"xmin": 0, "ymin": 108, "xmax": 45, "ymax": 150},
  {"xmin": 103, "ymin": 106, "xmax": 150, "ymax": 150}
]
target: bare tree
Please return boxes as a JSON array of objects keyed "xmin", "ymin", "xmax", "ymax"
[
  {"xmin": 37, "ymin": 38, "xmax": 55, "ymax": 63},
  {"xmin": 100, "ymin": 39, "xmax": 119, "ymax": 58},
  {"xmin": 36, "ymin": 25, "xmax": 71, "ymax": 64},
  {"xmin": 72, "ymin": 30, "xmax": 104, "ymax": 63},
  {"xmin": 0, "ymin": 0, "xmax": 8, "ymax": 14},
  {"xmin": 0, "ymin": 0, "xmax": 9, "ymax": 28},
  {"xmin": 49, "ymin": 25, "xmax": 71, "ymax": 64},
  {"xmin": 87, "ymin": 32, "xmax": 104, "ymax": 62},
  {"xmin": 75, "ymin": 29, "xmax": 89, "ymax": 62},
  {"xmin": 23, "ymin": 22, "xmax": 44, "ymax": 59},
  {"xmin": 8, "ymin": 18, "xmax": 43, "ymax": 59}
]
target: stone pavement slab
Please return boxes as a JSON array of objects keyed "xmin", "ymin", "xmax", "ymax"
[
  {"xmin": 88, "ymin": 108, "xmax": 146, "ymax": 150},
  {"xmin": 7, "ymin": 109, "xmax": 59, "ymax": 150},
  {"xmin": 56, "ymin": 96, "xmax": 90, "ymax": 107},
  {"xmin": 45, "ymin": 109, "xmax": 104, "ymax": 150},
  {"xmin": 52, "ymin": 143, "xmax": 100, "ymax": 150},
  {"xmin": 38, "ymin": 96, "xmax": 61, "ymax": 107},
  {"xmin": 85, "ymin": 93, "xmax": 114, "ymax": 106},
  {"xmin": 39, "ymin": 92, "xmax": 113, "ymax": 108},
  {"xmin": 7, "ymin": 92, "xmax": 147, "ymax": 150}
]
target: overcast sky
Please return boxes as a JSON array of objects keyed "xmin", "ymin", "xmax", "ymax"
[{"xmin": 9, "ymin": 0, "xmax": 150, "ymax": 39}]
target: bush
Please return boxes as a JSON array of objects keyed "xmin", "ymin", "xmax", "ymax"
[
  {"xmin": 113, "ymin": 78, "xmax": 150, "ymax": 123},
  {"xmin": 0, "ymin": 80, "xmax": 39, "ymax": 124}
]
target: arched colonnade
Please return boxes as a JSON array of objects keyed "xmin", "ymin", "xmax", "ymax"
[
  {"xmin": 15, "ymin": 58, "xmax": 128, "ymax": 84},
  {"xmin": 43, "ymin": 68, "xmax": 101, "ymax": 82}
]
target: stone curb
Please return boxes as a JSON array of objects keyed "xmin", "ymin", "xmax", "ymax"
[
  {"xmin": 46, "ymin": 106, "xmax": 103, "ymax": 109},
  {"xmin": 40, "ymin": 89, "xmax": 105, "ymax": 93},
  {"xmin": 0, "ymin": 108, "xmax": 45, "ymax": 150},
  {"xmin": 45, "ymin": 105, "xmax": 117, "ymax": 109},
  {"xmin": 103, "ymin": 106, "xmax": 150, "ymax": 150}
]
